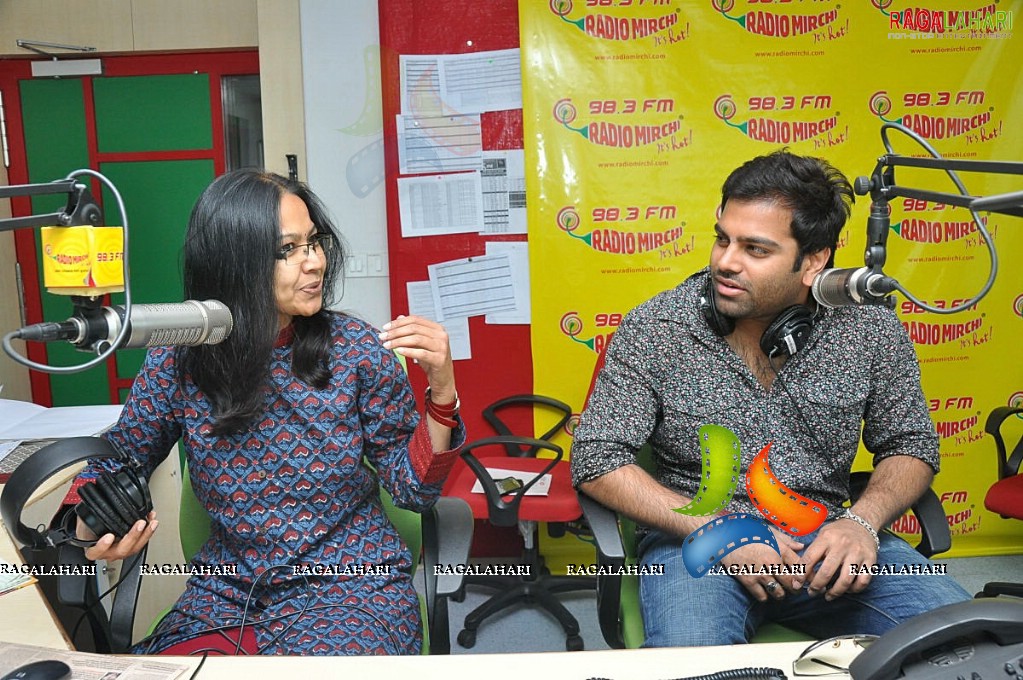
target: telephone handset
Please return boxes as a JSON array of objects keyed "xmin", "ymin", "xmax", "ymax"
[{"xmin": 849, "ymin": 598, "xmax": 1023, "ymax": 680}]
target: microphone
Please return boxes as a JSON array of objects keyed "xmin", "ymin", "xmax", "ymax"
[
  {"xmin": 15, "ymin": 300, "xmax": 233, "ymax": 351},
  {"xmin": 811, "ymin": 268, "xmax": 898, "ymax": 308}
]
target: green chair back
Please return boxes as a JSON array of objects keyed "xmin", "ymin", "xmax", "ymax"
[{"xmin": 173, "ymin": 459, "xmax": 432, "ymax": 652}]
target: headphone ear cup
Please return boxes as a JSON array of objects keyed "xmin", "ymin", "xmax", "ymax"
[
  {"xmin": 760, "ymin": 305, "xmax": 814, "ymax": 358},
  {"xmin": 118, "ymin": 467, "xmax": 153, "ymax": 517},
  {"xmin": 700, "ymin": 279, "xmax": 734, "ymax": 337},
  {"xmin": 100, "ymin": 470, "xmax": 147, "ymax": 533},
  {"xmin": 76, "ymin": 469, "xmax": 150, "ymax": 539},
  {"xmin": 77, "ymin": 479, "xmax": 130, "ymax": 538}
]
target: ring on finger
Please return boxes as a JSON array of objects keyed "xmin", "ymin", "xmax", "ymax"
[{"xmin": 764, "ymin": 581, "xmax": 780, "ymax": 593}]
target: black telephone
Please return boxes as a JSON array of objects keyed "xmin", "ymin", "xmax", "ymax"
[{"xmin": 849, "ymin": 598, "xmax": 1023, "ymax": 680}]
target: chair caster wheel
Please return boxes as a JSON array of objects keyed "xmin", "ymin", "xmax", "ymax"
[
  {"xmin": 566, "ymin": 635, "xmax": 584, "ymax": 651},
  {"xmin": 457, "ymin": 629, "xmax": 477, "ymax": 648}
]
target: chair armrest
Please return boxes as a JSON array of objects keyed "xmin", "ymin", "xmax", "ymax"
[
  {"xmin": 578, "ymin": 492, "xmax": 626, "ymax": 564},
  {"xmin": 422, "ymin": 496, "xmax": 473, "ymax": 654},
  {"xmin": 425, "ymin": 497, "xmax": 474, "ymax": 597},
  {"xmin": 849, "ymin": 471, "xmax": 950, "ymax": 558},
  {"xmin": 577, "ymin": 491, "xmax": 627, "ymax": 649},
  {"xmin": 985, "ymin": 406, "xmax": 1023, "ymax": 480},
  {"xmin": 907, "ymin": 487, "xmax": 950, "ymax": 557}
]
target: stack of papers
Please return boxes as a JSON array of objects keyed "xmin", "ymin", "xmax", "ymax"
[
  {"xmin": 0, "ymin": 400, "xmax": 123, "ymax": 472},
  {"xmin": 0, "ymin": 399, "xmax": 123, "ymax": 440},
  {"xmin": 0, "ymin": 563, "xmax": 35, "ymax": 597}
]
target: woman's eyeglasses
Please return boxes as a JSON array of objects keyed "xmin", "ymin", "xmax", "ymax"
[
  {"xmin": 276, "ymin": 234, "xmax": 333, "ymax": 266},
  {"xmin": 792, "ymin": 634, "xmax": 878, "ymax": 676}
]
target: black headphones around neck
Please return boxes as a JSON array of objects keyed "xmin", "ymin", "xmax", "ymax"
[
  {"xmin": 1, "ymin": 437, "xmax": 152, "ymax": 550},
  {"xmin": 699, "ymin": 276, "xmax": 815, "ymax": 359}
]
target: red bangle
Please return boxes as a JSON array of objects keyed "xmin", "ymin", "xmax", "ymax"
[
  {"xmin": 425, "ymin": 387, "xmax": 459, "ymax": 428},
  {"xmin": 425, "ymin": 387, "xmax": 459, "ymax": 413},
  {"xmin": 426, "ymin": 409, "xmax": 458, "ymax": 430}
]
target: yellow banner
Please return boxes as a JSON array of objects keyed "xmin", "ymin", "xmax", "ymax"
[{"xmin": 522, "ymin": 0, "xmax": 1023, "ymax": 556}]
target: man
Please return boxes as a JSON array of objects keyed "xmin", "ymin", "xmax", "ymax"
[{"xmin": 571, "ymin": 151, "xmax": 970, "ymax": 647}]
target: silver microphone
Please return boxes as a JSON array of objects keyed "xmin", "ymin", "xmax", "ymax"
[
  {"xmin": 16, "ymin": 300, "xmax": 233, "ymax": 350},
  {"xmin": 812, "ymin": 268, "xmax": 898, "ymax": 308}
]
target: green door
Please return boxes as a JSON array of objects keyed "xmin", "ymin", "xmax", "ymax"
[{"xmin": 16, "ymin": 53, "xmax": 256, "ymax": 405}]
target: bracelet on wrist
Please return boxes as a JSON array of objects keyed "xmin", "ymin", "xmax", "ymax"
[
  {"xmin": 425, "ymin": 387, "xmax": 459, "ymax": 428},
  {"xmin": 840, "ymin": 509, "xmax": 880, "ymax": 551}
]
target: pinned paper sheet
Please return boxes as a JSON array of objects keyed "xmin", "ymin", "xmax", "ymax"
[
  {"xmin": 485, "ymin": 241, "xmax": 530, "ymax": 325},
  {"xmin": 406, "ymin": 281, "xmax": 472, "ymax": 361},
  {"xmin": 399, "ymin": 49, "xmax": 522, "ymax": 116},
  {"xmin": 396, "ymin": 114, "xmax": 482, "ymax": 175},
  {"xmin": 471, "ymin": 467, "xmax": 551, "ymax": 496},
  {"xmin": 427, "ymin": 254, "xmax": 517, "ymax": 321},
  {"xmin": 481, "ymin": 150, "xmax": 526, "ymax": 235},
  {"xmin": 398, "ymin": 171, "xmax": 483, "ymax": 238}
]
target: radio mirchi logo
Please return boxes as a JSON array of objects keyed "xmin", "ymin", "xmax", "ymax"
[
  {"xmin": 676, "ymin": 425, "xmax": 827, "ymax": 578},
  {"xmin": 555, "ymin": 205, "xmax": 695, "ymax": 260},
  {"xmin": 712, "ymin": 0, "xmax": 847, "ymax": 41},
  {"xmin": 713, "ymin": 93, "xmax": 846, "ymax": 149},
  {"xmin": 868, "ymin": 89, "xmax": 1002, "ymax": 145},
  {"xmin": 549, "ymin": 0, "xmax": 690, "ymax": 45},
  {"xmin": 553, "ymin": 97, "xmax": 692, "ymax": 154}
]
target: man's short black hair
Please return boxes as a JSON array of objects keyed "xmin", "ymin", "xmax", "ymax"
[{"xmin": 720, "ymin": 150, "xmax": 854, "ymax": 269}]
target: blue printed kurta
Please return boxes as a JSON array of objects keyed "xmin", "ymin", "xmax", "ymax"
[{"xmin": 79, "ymin": 313, "xmax": 464, "ymax": 655}]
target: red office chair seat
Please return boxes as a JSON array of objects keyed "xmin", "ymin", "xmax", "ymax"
[
  {"xmin": 445, "ymin": 431, "xmax": 594, "ymax": 651},
  {"xmin": 984, "ymin": 475, "xmax": 1023, "ymax": 518},
  {"xmin": 448, "ymin": 457, "xmax": 581, "ymax": 523}
]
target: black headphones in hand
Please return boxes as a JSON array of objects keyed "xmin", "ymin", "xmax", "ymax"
[
  {"xmin": 699, "ymin": 277, "xmax": 814, "ymax": 359},
  {"xmin": 1, "ymin": 437, "xmax": 152, "ymax": 549}
]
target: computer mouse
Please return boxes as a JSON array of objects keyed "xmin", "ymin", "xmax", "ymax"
[{"xmin": 0, "ymin": 660, "xmax": 72, "ymax": 680}]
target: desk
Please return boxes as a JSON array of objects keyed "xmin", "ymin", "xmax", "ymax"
[
  {"xmin": 162, "ymin": 642, "xmax": 816, "ymax": 679},
  {"xmin": 0, "ymin": 512, "xmax": 73, "ymax": 650}
]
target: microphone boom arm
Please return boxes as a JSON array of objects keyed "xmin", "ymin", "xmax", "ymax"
[
  {"xmin": 853, "ymin": 122, "xmax": 1022, "ymax": 315},
  {"xmin": 1, "ymin": 169, "xmax": 134, "ymax": 373}
]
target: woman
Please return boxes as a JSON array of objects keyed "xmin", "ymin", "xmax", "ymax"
[{"xmin": 73, "ymin": 169, "xmax": 464, "ymax": 655}]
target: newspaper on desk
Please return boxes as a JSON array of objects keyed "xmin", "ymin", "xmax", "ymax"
[{"xmin": 0, "ymin": 642, "xmax": 189, "ymax": 680}]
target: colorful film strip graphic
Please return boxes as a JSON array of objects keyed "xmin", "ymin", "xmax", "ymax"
[
  {"xmin": 682, "ymin": 512, "xmax": 779, "ymax": 578},
  {"xmin": 746, "ymin": 442, "xmax": 828, "ymax": 537},
  {"xmin": 672, "ymin": 424, "xmax": 741, "ymax": 517}
]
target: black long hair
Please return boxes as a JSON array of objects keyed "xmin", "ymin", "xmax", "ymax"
[{"xmin": 178, "ymin": 170, "xmax": 346, "ymax": 435}]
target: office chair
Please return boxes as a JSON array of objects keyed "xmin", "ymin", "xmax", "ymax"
[
  {"xmin": 48, "ymin": 457, "xmax": 474, "ymax": 655},
  {"xmin": 977, "ymin": 406, "xmax": 1023, "ymax": 599},
  {"xmin": 579, "ymin": 458, "xmax": 953, "ymax": 649},
  {"xmin": 443, "ymin": 395, "xmax": 595, "ymax": 651}
]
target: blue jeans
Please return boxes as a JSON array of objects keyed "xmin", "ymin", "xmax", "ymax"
[{"xmin": 638, "ymin": 528, "xmax": 972, "ymax": 647}]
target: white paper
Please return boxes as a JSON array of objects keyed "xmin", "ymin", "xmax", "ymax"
[
  {"xmin": 0, "ymin": 641, "xmax": 189, "ymax": 680},
  {"xmin": 427, "ymin": 254, "xmax": 517, "ymax": 321},
  {"xmin": 396, "ymin": 113, "xmax": 482, "ymax": 175},
  {"xmin": 406, "ymin": 281, "xmax": 472, "ymax": 361},
  {"xmin": 485, "ymin": 242, "xmax": 530, "ymax": 325},
  {"xmin": 400, "ymin": 49, "xmax": 522, "ymax": 116},
  {"xmin": 481, "ymin": 150, "xmax": 527, "ymax": 235},
  {"xmin": 0, "ymin": 440, "xmax": 21, "ymax": 466},
  {"xmin": 398, "ymin": 171, "xmax": 483, "ymax": 238},
  {"xmin": 0, "ymin": 399, "xmax": 122, "ymax": 440},
  {"xmin": 470, "ymin": 467, "xmax": 551, "ymax": 496}
]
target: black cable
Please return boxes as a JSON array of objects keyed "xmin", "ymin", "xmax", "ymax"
[
  {"xmin": 68, "ymin": 548, "xmax": 146, "ymax": 648},
  {"xmin": 877, "ymin": 122, "xmax": 998, "ymax": 315},
  {"xmin": 186, "ymin": 651, "xmax": 207, "ymax": 680},
  {"xmin": 587, "ymin": 668, "xmax": 788, "ymax": 680}
]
